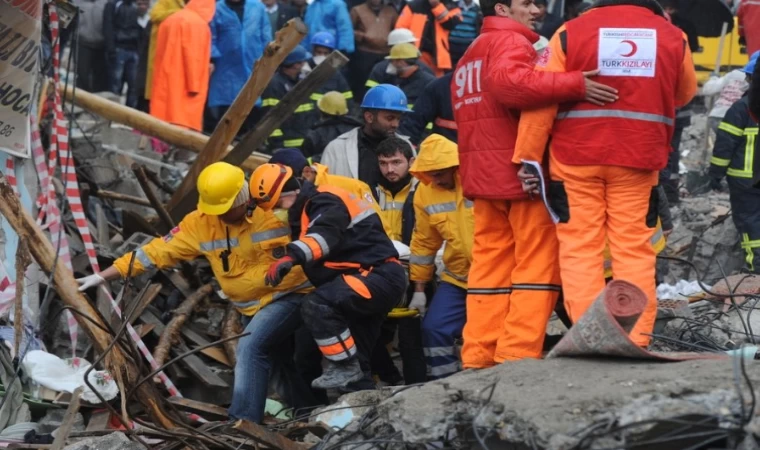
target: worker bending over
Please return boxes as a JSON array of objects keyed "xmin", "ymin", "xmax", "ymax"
[
  {"xmin": 409, "ymin": 134, "xmax": 473, "ymax": 379},
  {"xmin": 453, "ymin": 0, "xmax": 618, "ymax": 367},
  {"xmin": 76, "ymin": 163, "xmax": 315, "ymax": 424},
  {"xmin": 515, "ymin": 0, "xmax": 697, "ymax": 346},
  {"xmin": 250, "ymin": 164, "xmax": 405, "ymax": 388},
  {"xmin": 710, "ymin": 55, "xmax": 760, "ymax": 273}
]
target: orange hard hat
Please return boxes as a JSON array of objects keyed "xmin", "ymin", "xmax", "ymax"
[{"xmin": 249, "ymin": 163, "xmax": 294, "ymax": 211}]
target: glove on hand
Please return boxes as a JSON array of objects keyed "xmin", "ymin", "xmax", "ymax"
[
  {"xmin": 265, "ymin": 256, "xmax": 295, "ymax": 287},
  {"xmin": 710, "ymin": 176, "xmax": 723, "ymax": 192},
  {"xmin": 409, "ymin": 292, "xmax": 427, "ymax": 316},
  {"xmin": 76, "ymin": 273, "xmax": 106, "ymax": 292}
]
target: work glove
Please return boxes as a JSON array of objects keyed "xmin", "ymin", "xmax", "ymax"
[
  {"xmin": 710, "ymin": 176, "xmax": 724, "ymax": 192},
  {"xmin": 265, "ymin": 256, "xmax": 294, "ymax": 287},
  {"xmin": 409, "ymin": 292, "xmax": 427, "ymax": 317},
  {"xmin": 76, "ymin": 273, "xmax": 106, "ymax": 292}
]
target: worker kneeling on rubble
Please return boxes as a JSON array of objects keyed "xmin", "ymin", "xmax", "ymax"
[
  {"xmin": 76, "ymin": 162, "xmax": 315, "ymax": 424},
  {"xmin": 514, "ymin": 0, "xmax": 697, "ymax": 346},
  {"xmin": 408, "ymin": 134, "xmax": 473, "ymax": 379},
  {"xmin": 250, "ymin": 163, "xmax": 406, "ymax": 389}
]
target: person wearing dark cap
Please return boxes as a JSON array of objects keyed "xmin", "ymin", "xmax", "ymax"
[
  {"xmin": 533, "ymin": 0, "xmax": 562, "ymax": 39},
  {"xmin": 251, "ymin": 46, "xmax": 319, "ymax": 153}
]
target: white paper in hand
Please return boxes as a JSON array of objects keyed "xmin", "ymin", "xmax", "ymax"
[{"xmin": 521, "ymin": 160, "xmax": 560, "ymax": 224}]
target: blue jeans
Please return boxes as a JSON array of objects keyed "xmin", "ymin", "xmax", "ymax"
[
  {"xmin": 108, "ymin": 47, "xmax": 139, "ymax": 108},
  {"xmin": 421, "ymin": 282, "xmax": 467, "ymax": 379},
  {"xmin": 228, "ymin": 294, "xmax": 304, "ymax": 424}
]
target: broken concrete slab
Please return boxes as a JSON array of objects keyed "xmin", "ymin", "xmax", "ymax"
[
  {"xmin": 62, "ymin": 432, "xmax": 146, "ymax": 450},
  {"xmin": 333, "ymin": 358, "xmax": 760, "ymax": 449},
  {"xmin": 38, "ymin": 409, "xmax": 85, "ymax": 434}
]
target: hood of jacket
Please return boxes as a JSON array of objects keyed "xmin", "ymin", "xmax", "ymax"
[
  {"xmin": 481, "ymin": 15, "xmax": 540, "ymax": 44},
  {"xmin": 150, "ymin": 0, "xmax": 185, "ymax": 22},
  {"xmin": 186, "ymin": 0, "xmax": 215, "ymax": 22},
  {"xmin": 410, "ymin": 134, "xmax": 459, "ymax": 185}
]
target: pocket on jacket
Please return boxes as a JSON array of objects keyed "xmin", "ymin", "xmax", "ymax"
[
  {"xmin": 646, "ymin": 186, "xmax": 658, "ymax": 229},
  {"xmin": 548, "ymin": 181, "xmax": 570, "ymax": 224}
]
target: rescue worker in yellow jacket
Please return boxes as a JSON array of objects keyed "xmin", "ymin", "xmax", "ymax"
[
  {"xmin": 269, "ymin": 148, "xmax": 394, "ymax": 235},
  {"xmin": 409, "ymin": 134, "xmax": 474, "ymax": 379},
  {"xmin": 75, "ymin": 162, "xmax": 314, "ymax": 425},
  {"xmin": 375, "ymin": 136, "xmax": 418, "ymax": 243}
]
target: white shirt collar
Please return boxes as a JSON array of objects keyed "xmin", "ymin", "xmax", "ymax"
[{"xmin": 266, "ymin": 3, "xmax": 278, "ymax": 13}]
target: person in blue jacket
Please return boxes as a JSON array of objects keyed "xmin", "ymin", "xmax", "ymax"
[
  {"xmin": 304, "ymin": 0, "xmax": 354, "ymax": 54},
  {"xmin": 206, "ymin": 0, "xmax": 272, "ymax": 132}
]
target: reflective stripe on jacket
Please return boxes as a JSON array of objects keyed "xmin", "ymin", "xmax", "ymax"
[
  {"xmin": 408, "ymin": 134, "xmax": 473, "ymax": 288},
  {"xmin": 709, "ymin": 95, "xmax": 759, "ymax": 184},
  {"xmin": 395, "ymin": 0, "xmax": 462, "ymax": 70},
  {"xmin": 286, "ymin": 182, "xmax": 399, "ymax": 286},
  {"xmin": 375, "ymin": 178, "xmax": 418, "ymax": 242},
  {"xmin": 113, "ymin": 208, "xmax": 313, "ymax": 315}
]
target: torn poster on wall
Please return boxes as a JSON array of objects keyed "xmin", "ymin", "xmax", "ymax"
[{"xmin": 0, "ymin": 0, "xmax": 42, "ymax": 158}]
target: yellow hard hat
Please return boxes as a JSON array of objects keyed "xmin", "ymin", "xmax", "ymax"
[
  {"xmin": 317, "ymin": 91, "xmax": 349, "ymax": 116},
  {"xmin": 249, "ymin": 163, "xmax": 294, "ymax": 211},
  {"xmin": 196, "ymin": 162, "xmax": 245, "ymax": 215},
  {"xmin": 385, "ymin": 43, "xmax": 420, "ymax": 60}
]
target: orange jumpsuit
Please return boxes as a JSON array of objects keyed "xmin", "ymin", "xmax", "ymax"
[
  {"xmin": 514, "ymin": 5, "xmax": 697, "ymax": 347},
  {"xmin": 150, "ymin": 0, "xmax": 214, "ymax": 131}
]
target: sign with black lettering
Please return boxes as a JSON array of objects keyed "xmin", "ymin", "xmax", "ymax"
[{"xmin": 0, "ymin": 0, "xmax": 42, "ymax": 158}]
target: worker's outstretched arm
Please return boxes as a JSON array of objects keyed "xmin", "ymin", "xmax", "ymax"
[
  {"xmin": 112, "ymin": 219, "xmax": 202, "ymax": 278},
  {"xmin": 409, "ymin": 192, "xmax": 443, "ymax": 284}
]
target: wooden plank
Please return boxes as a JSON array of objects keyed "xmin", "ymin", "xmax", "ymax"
[
  {"xmin": 233, "ymin": 419, "xmax": 307, "ymax": 450},
  {"xmin": 221, "ymin": 50, "xmax": 349, "ymax": 170},
  {"xmin": 91, "ymin": 189, "xmax": 152, "ymax": 207},
  {"xmin": 133, "ymin": 323, "xmax": 155, "ymax": 338},
  {"xmin": 167, "ymin": 396, "xmax": 229, "ymax": 421},
  {"xmin": 61, "ymin": 85, "xmax": 269, "ymax": 171},
  {"xmin": 172, "ymin": 341, "xmax": 228, "ymax": 388},
  {"xmin": 133, "ymin": 164, "xmax": 175, "ymax": 230},
  {"xmin": 50, "ymin": 387, "xmax": 83, "ymax": 450},
  {"xmin": 167, "ymin": 19, "xmax": 308, "ymax": 221},
  {"xmin": 138, "ymin": 309, "xmax": 189, "ymax": 381},
  {"xmin": 181, "ymin": 327, "xmax": 232, "ymax": 367},
  {"xmin": 127, "ymin": 282, "xmax": 163, "ymax": 325},
  {"xmin": 0, "ymin": 174, "xmax": 175, "ymax": 429}
]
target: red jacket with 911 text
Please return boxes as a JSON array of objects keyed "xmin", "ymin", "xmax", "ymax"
[{"xmin": 452, "ymin": 15, "xmax": 587, "ymax": 200}]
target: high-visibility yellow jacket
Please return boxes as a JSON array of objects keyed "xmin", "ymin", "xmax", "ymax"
[
  {"xmin": 313, "ymin": 163, "xmax": 393, "ymax": 236},
  {"xmin": 603, "ymin": 218, "xmax": 666, "ymax": 279},
  {"xmin": 112, "ymin": 208, "xmax": 312, "ymax": 316},
  {"xmin": 374, "ymin": 178, "xmax": 418, "ymax": 242},
  {"xmin": 408, "ymin": 134, "xmax": 474, "ymax": 289}
]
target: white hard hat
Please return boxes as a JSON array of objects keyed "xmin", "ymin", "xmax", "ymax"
[{"xmin": 388, "ymin": 28, "xmax": 418, "ymax": 46}]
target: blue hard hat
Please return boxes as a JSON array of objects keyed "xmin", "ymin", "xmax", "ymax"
[
  {"xmin": 311, "ymin": 31, "xmax": 337, "ymax": 50},
  {"xmin": 283, "ymin": 45, "xmax": 312, "ymax": 66},
  {"xmin": 744, "ymin": 51, "xmax": 759, "ymax": 75},
  {"xmin": 360, "ymin": 84, "xmax": 411, "ymax": 112}
]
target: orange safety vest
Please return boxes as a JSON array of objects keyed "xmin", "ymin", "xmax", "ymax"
[{"xmin": 551, "ymin": 5, "xmax": 686, "ymax": 170}]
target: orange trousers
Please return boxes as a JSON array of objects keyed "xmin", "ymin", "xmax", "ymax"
[
  {"xmin": 461, "ymin": 198, "xmax": 561, "ymax": 368},
  {"xmin": 549, "ymin": 154, "xmax": 659, "ymax": 347}
]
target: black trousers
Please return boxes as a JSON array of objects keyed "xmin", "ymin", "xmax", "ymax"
[
  {"xmin": 301, "ymin": 262, "xmax": 406, "ymax": 372},
  {"xmin": 728, "ymin": 180, "xmax": 760, "ymax": 273}
]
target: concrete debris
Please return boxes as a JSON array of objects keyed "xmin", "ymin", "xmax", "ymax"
[
  {"xmin": 38, "ymin": 409, "xmax": 85, "ymax": 435},
  {"xmin": 324, "ymin": 358, "xmax": 759, "ymax": 450},
  {"xmin": 62, "ymin": 432, "xmax": 147, "ymax": 450}
]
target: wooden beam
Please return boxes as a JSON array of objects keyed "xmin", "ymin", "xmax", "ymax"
[
  {"xmin": 222, "ymin": 51, "xmax": 350, "ymax": 169},
  {"xmin": 174, "ymin": 340, "xmax": 229, "ymax": 388},
  {"xmin": 168, "ymin": 397, "xmax": 229, "ymax": 421},
  {"xmin": 91, "ymin": 189, "xmax": 153, "ymax": 208},
  {"xmin": 233, "ymin": 419, "xmax": 307, "ymax": 450},
  {"xmin": 222, "ymin": 304, "xmax": 242, "ymax": 366},
  {"xmin": 181, "ymin": 326, "xmax": 232, "ymax": 367},
  {"xmin": 50, "ymin": 387, "xmax": 83, "ymax": 450},
  {"xmin": 153, "ymin": 283, "xmax": 213, "ymax": 366},
  {"xmin": 132, "ymin": 164, "xmax": 175, "ymax": 230},
  {"xmin": 61, "ymin": 85, "xmax": 269, "ymax": 171},
  {"xmin": 0, "ymin": 174, "xmax": 175, "ymax": 429},
  {"xmin": 167, "ymin": 19, "xmax": 308, "ymax": 221}
]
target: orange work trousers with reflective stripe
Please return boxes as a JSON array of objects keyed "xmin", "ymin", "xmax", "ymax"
[
  {"xmin": 461, "ymin": 198, "xmax": 561, "ymax": 368},
  {"xmin": 549, "ymin": 153, "xmax": 659, "ymax": 347}
]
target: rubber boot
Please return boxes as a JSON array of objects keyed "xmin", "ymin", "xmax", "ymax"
[{"xmin": 311, "ymin": 358, "xmax": 364, "ymax": 389}]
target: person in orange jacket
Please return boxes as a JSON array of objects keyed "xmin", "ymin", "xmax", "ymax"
[
  {"xmin": 150, "ymin": 0, "xmax": 214, "ymax": 131},
  {"xmin": 514, "ymin": 0, "xmax": 697, "ymax": 347},
  {"xmin": 452, "ymin": 0, "xmax": 618, "ymax": 368},
  {"xmin": 395, "ymin": 0, "xmax": 462, "ymax": 76}
]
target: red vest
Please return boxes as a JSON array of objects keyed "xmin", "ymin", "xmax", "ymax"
[{"xmin": 551, "ymin": 5, "xmax": 685, "ymax": 170}]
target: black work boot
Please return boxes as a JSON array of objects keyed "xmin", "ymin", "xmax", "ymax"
[{"xmin": 311, "ymin": 358, "xmax": 364, "ymax": 389}]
